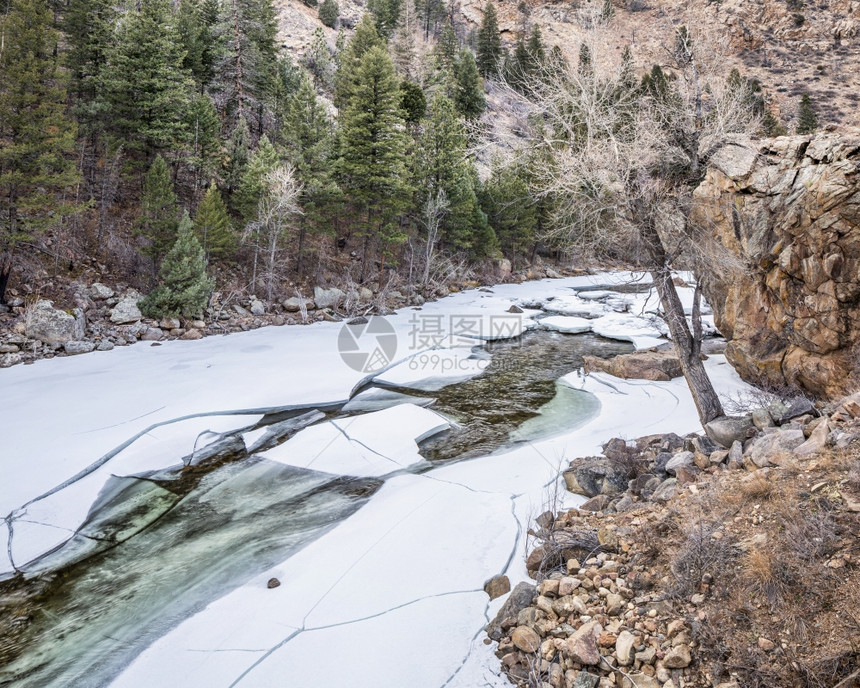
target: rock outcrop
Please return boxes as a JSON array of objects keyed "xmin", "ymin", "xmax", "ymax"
[{"xmin": 694, "ymin": 133, "xmax": 860, "ymax": 399}]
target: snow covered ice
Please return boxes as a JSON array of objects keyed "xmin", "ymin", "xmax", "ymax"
[{"xmin": 0, "ymin": 273, "xmax": 753, "ymax": 688}]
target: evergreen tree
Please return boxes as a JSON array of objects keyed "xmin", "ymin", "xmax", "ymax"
[
  {"xmin": 304, "ymin": 28, "xmax": 335, "ymax": 90},
  {"xmin": 400, "ymin": 81, "xmax": 427, "ymax": 123},
  {"xmin": 0, "ymin": 0, "xmax": 80, "ymax": 302},
  {"xmin": 64, "ymin": 0, "xmax": 116, "ymax": 130},
  {"xmin": 137, "ymin": 155, "xmax": 180, "ymax": 263},
  {"xmin": 454, "ymin": 50, "xmax": 486, "ymax": 120},
  {"xmin": 436, "ymin": 20, "xmax": 460, "ymax": 71},
  {"xmin": 236, "ymin": 135, "xmax": 282, "ymax": 223},
  {"xmin": 177, "ymin": 0, "xmax": 220, "ymax": 90},
  {"xmin": 338, "ymin": 45, "xmax": 411, "ymax": 278},
  {"xmin": 100, "ymin": 0, "xmax": 193, "ymax": 158},
  {"xmin": 477, "ymin": 3, "xmax": 502, "ymax": 77},
  {"xmin": 213, "ymin": 0, "xmax": 280, "ymax": 135},
  {"xmin": 481, "ymin": 161, "xmax": 537, "ymax": 261},
  {"xmin": 601, "ymin": 0, "xmax": 615, "ymax": 22},
  {"xmin": 419, "ymin": 95, "xmax": 491, "ymax": 252},
  {"xmin": 415, "ymin": 0, "xmax": 445, "ymax": 40},
  {"xmin": 578, "ymin": 43, "xmax": 593, "ymax": 77},
  {"xmin": 140, "ymin": 211, "xmax": 215, "ymax": 318},
  {"xmin": 283, "ymin": 75, "xmax": 339, "ymax": 272},
  {"xmin": 526, "ymin": 25, "xmax": 546, "ymax": 72},
  {"xmin": 224, "ymin": 117, "xmax": 252, "ymax": 198},
  {"xmin": 367, "ymin": 0, "xmax": 402, "ymax": 38},
  {"xmin": 318, "ymin": 0, "xmax": 339, "ymax": 28},
  {"xmin": 185, "ymin": 93, "xmax": 222, "ymax": 189},
  {"xmin": 797, "ymin": 93, "xmax": 818, "ymax": 134},
  {"xmin": 334, "ymin": 14, "xmax": 385, "ymax": 108},
  {"xmin": 194, "ymin": 182, "xmax": 235, "ymax": 259}
]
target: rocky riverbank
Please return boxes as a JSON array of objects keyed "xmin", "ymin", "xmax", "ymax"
[
  {"xmin": 0, "ymin": 259, "xmax": 574, "ymax": 369},
  {"xmin": 489, "ymin": 392, "xmax": 860, "ymax": 688}
]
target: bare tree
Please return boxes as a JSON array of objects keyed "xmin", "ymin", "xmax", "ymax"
[
  {"xmin": 498, "ymin": 24, "xmax": 759, "ymax": 424},
  {"xmin": 244, "ymin": 165, "xmax": 303, "ymax": 303},
  {"xmin": 421, "ymin": 188, "xmax": 449, "ymax": 288}
]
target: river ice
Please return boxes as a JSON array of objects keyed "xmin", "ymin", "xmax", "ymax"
[{"xmin": 0, "ymin": 272, "xmax": 752, "ymax": 687}]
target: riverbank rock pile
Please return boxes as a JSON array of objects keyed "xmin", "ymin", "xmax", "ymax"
[{"xmin": 489, "ymin": 392, "xmax": 860, "ymax": 688}]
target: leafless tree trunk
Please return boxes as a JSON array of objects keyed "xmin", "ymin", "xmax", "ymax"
[{"xmin": 421, "ymin": 188, "xmax": 449, "ymax": 287}]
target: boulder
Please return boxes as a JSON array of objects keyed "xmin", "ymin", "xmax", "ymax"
[
  {"xmin": 110, "ymin": 293, "xmax": 143, "ymax": 324},
  {"xmin": 795, "ymin": 419, "xmax": 830, "ymax": 455},
  {"xmin": 89, "ymin": 283, "xmax": 114, "ymax": 300},
  {"xmin": 180, "ymin": 328, "xmax": 203, "ymax": 340},
  {"xmin": 140, "ymin": 327, "xmax": 163, "ymax": 341},
  {"xmin": 249, "ymin": 299, "xmax": 265, "ymax": 316},
  {"xmin": 746, "ymin": 427, "xmax": 806, "ymax": 467},
  {"xmin": 484, "ymin": 575, "xmax": 511, "ymax": 600},
  {"xmin": 283, "ymin": 296, "xmax": 315, "ymax": 312},
  {"xmin": 64, "ymin": 340, "xmax": 96, "ymax": 355},
  {"xmin": 25, "ymin": 300, "xmax": 86, "ymax": 344},
  {"xmin": 563, "ymin": 457, "xmax": 629, "ymax": 497},
  {"xmin": 665, "ymin": 451, "xmax": 695, "ymax": 475},
  {"xmin": 704, "ymin": 415, "xmax": 756, "ymax": 448},
  {"xmin": 563, "ymin": 621, "xmax": 602, "ymax": 665},
  {"xmin": 485, "ymin": 582, "xmax": 536, "ymax": 641},
  {"xmin": 511, "ymin": 625, "xmax": 541, "ymax": 653},
  {"xmin": 583, "ymin": 350, "xmax": 682, "ymax": 382},
  {"xmin": 651, "ymin": 478, "xmax": 679, "ymax": 503},
  {"xmin": 313, "ymin": 286, "xmax": 346, "ymax": 309}
]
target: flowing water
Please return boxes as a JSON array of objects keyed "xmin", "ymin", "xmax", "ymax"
[{"xmin": 0, "ymin": 328, "xmax": 633, "ymax": 687}]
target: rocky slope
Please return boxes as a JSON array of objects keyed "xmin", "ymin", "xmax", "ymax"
[
  {"xmin": 694, "ymin": 131, "xmax": 860, "ymax": 399},
  {"xmin": 489, "ymin": 392, "xmax": 860, "ymax": 688}
]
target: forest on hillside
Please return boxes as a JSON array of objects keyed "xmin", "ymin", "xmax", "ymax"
[{"xmin": 0, "ymin": 0, "xmax": 809, "ymax": 319}]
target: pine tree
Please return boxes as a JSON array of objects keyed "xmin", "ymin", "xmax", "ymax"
[
  {"xmin": 367, "ymin": 0, "xmax": 402, "ymax": 38},
  {"xmin": 194, "ymin": 182, "xmax": 235, "ymax": 259},
  {"xmin": 64, "ymin": 0, "xmax": 116, "ymax": 130},
  {"xmin": 334, "ymin": 14, "xmax": 385, "ymax": 109},
  {"xmin": 213, "ymin": 0, "xmax": 280, "ymax": 136},
  {"xmin": 318, "ymin": 0, "xmax": 339, "ymax": 28},
  {"xmin": 137, "ymin": 155, "xmax": 180, "ymax": 263},
  {"xmin": 400, "ymin": 81, "xmax": 427, "ymax": 123},
  {"xmin": 236, "ymin": 135, "xmax": 282, "ymax": 223},
  {"xmin": 419, "ymin": 94, "xmax": 491, "ymax": 253},
  {"xmin": 185, "ymin": 93, "xmax": 222, "ymax": 190},
  {"xmin": 100, "ymin": 0, "xmax": 193, "ymax": 158},
  {"xmin": 225, "ymin": 117, "xmax": 252, "ymax": 198},
  {"xmin": 436, "ymin": 20, "xmax": 460, "ymax": 71},
  {"xmin": 481, "ymin": 160, "xmax": 536, "ymax": 261},
  {"xmin": 304, "ymin": 28, "xmax": 335, "ymax": 90},
  {"xmin": 476, "ymin": 3, "xmax": 502, "ymax": 77},
  {"xmin": 177, "ymin": 0, "xmax": 220, "ymax": 90},
  {"xmin": 338, "ymin": 45, "xmax": 410, "ymax": 279},
  {"xmin": 283, "ymin": 75, "xmax": 339, "ymax": 272},
  {"xmin": 0, "ymin": 0, "xmax": 80, "ymax": 302},
  {"xmin": 415, "ymin": 0, "xmax": 445, "ymax": 40},
  {"xmin": 526, "ymin": 25, "xmax": 546, "ymax": 72},
  {"xmin": 797, "ymin": 93, "xmax": 818, "ymax": 134},
  {"xmin": 140, "ymin": 211, "xmax": 215, "ymax": 319},
  {"xmin": 454, "ymin": 50, "xmax": 486, "ymax": 120}
]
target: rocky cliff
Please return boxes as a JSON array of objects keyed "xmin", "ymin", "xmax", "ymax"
[{"xmin": 694, "ymin": 132, "xmax": 860, "ymax": 399}]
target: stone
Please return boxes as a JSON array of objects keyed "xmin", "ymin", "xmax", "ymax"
[
  {"xmin": 752, "ymin": 408, "xmax": 775, "ymax": 430},
  {"xmin": 0, "ymin": 344, "xmax": 19, "ymax": 354},
  {"xmin": 24, "ymin": 300, "xmax": 86, "ymax": 344},
  {"xmin": 583, "ymin": 350, "xmax": 682, "ymax": 382},
  {"xmin": 313, "ymin": 286, "xmax": 346, "ymax": 309},
  {"xmin": 795, "ymin": 418, "xmax": 830, "ymax": 455},
  {"xmin": 64, "ymin": 340, "xmax": 95, "ymax": 355},
  {"xmin": 180, "ymin": 328, "xmax": 203, "ymax": 340},
  {"xmin": 705, "ymin": 416, "xmax": 756, "ymax": 448},
  {"xmin": 626, "ymin": 674, "xmax": 660, "ymax": 688},
  {"xmin": 233, "ymin": 305, "xmax": 250, "ymax": 316},
  {"xmin": 580, "ymin": 494, "xmax": 611, "ymax": 511},
  {"xmin": 96, "ymin": 340, "xmax": 114, "ymax": 351},
  {"xmin": 727, "ymin": 440, "xmax": 745, "ymax": 469},
  {"xmin": 89, "ymin": 283, "xmax": 114, "ymax": 299},
  {"xmin": 558, "ymin": 577, "xmax": 581, "ymax": 596},
  {"xmin": 563, "ymin": 621, "xmax": 602, "ymax": 665},
  {"xmin": 110, "ymin": 293, "xmax": 143, "ymax": 324},
  {"xmin": 570, "ymin": 671, "xmax": 600, "ymax": 688},
  {"xmin": 0, "ymin": 353, "xmax": 22, "ymax": 368},
  {"xmin": 358, "ymin": 287, "xmax": 374, "ymax": 302},
  {"xmin": 757, "ymin": 636, "xmax": 776, "ymax": 651},
  {"xmin": 249, "ymin": 299, "xmax": 265, "ymax": 316},
  {"xmin": 512, "ymin": 625, "xmax": 542, "ymax": 653},
  {"xmin": 484, "ymin": 575, "xmax": 511, "ymax": 600},
  {"xmin": 615, "ymin": 630, "xmax": 636, "ymax": 666},
  {"xmin": 267, "ymin": 578, "xmax": 280, "ymax": 589},
  {"xmin": 665, "ymin": 451, "xmax": 695, "ymax": 475},
  {"xmin": 540, "ymin": 579, "xmax": 560, "ymax": 597},
  {"xmin": 635, "ymin": 647, "xmax": 656, "ymax": 664},
  {"xmin": 140, "ymin": 327, "xmax": 163, "ymax": 341},
  {"xmin": 651, "ymin": 478, "xmax": 679, "ymax": 503},
  {"xmin": 486, "ymin": 582, "xmax": 536, "ymax": 641},
  {"xmin": 283, "ymin": 296, "xmax": 315, "ymax": 312},
  {"xmin": 605, "ymin": 592, "xmax": 624, "ymax": 615},
  {"xmin": 663, "ymin": 645, "xmax": 691, "ymax": 668},
  {"xmin": 773, "ymin": 397, "xmax": 817, "ymax": 424},
  {"xmin": 553, "ymin": 594, "xmax": 587, "ymax": 617},
  {"xmin": 746, "ymin": 427, "xmax": 806, "ymax": 467},
  {"xmin": 159, "ymin": 318, "xmax": 181, "ymax": 330},
  {"xmin": 563, "ymin": 457, "xmax": 629, "ymax": 497}
]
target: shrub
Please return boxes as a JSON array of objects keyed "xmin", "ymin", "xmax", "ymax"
[{"xmin": 318, "ymin": 0, "xmax": 338, "ymax": 28}]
